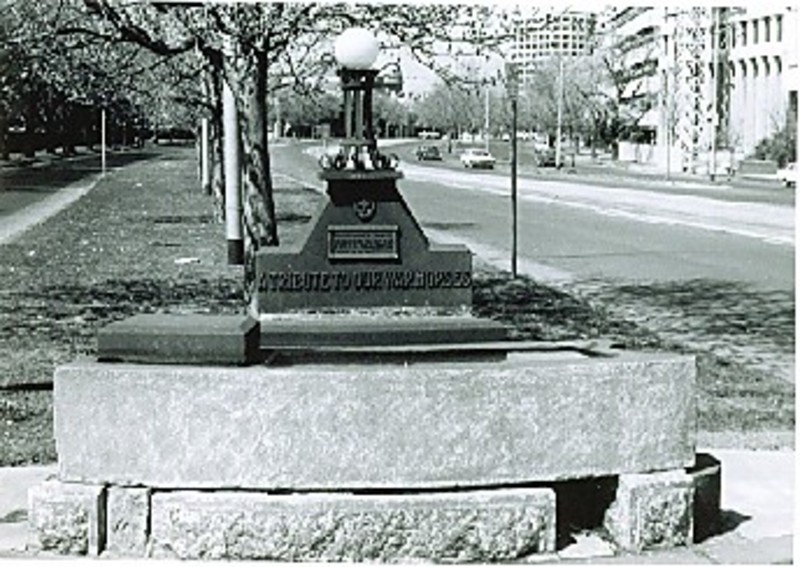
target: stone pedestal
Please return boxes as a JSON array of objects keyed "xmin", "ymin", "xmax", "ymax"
[
  {"xmin": 52, "ymin": 352, "xmax": 695, "ymax": 489},
  {"xmin": 29, "ymin": 350, "xmax": 717, "ymax": 559}
]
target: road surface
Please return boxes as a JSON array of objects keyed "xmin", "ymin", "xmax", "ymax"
[{"xmin": 274, "ymin": 140, "xmax": 794, "ymax": 293}]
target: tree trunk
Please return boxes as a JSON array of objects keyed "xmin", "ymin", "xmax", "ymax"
[
  {"xmin": 62, "ymin": 109, "xmax": 76, "ymax": 156},
  {"xmin": 223, "ymin": 41, "xmax": 279, "ymax": 312},
  {"xmin": 205, "ymin": 67, "xmax": 226, "ymax": 222},
  {"xmin": 0, "ymin": 111, "xmax": 8, "ymax": 161}
]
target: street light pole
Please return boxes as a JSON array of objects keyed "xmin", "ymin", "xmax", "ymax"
[
  {"xmin": 511, "ymin": 95, "xmax": 518, "ymax": 279},
  {"xmin": 100, "ymin": 108, "xmax": 107, "ymax": 175},
  {"xmin": 709, "ymin": 7, "xmax": 719, "ymax": 181},
  {"xmin": 223, "ymin": 80, "xmax": 243, "ymax": 266},
  {"xmin": 506, "ymin": 62, "xmax": 519, "ymax": 279},
  {"xmin": 555, "ymin": 55, "xmax": 564, "ymax": 169},
  {"xmin": 484, "ymin": 85, "xmax": 490, "ymax": 152}
]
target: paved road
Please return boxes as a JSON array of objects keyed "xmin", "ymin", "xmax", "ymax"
[
  {"xmin": 401, "ymin": 163, "xmax": 794, "ymax": 291},
  {"xmin": 274, "ymin": 140, "xmax": 794, "ymax": 292}
]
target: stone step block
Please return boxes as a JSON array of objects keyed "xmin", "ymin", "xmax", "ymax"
[
  {"xmin": 106, "ymin": 486, "xmax": 150, "ymax": 557},
  {"xmin": 148, "ymin": 488, "xmax": 556, "ymax": 561},
  {"xmin": 28, "ymin": 481, "xmax": 106, "ymax": 556},
  {"xmin": 603, "ymin": 469, "xmax": 694, "ymax": 552}
]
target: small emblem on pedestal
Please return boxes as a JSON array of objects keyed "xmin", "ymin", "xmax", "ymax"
[{"xmin": 353, "ymin": 198, "xmax": 377, "ymax": 222}]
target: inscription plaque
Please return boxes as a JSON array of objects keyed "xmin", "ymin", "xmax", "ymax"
[
  {"xmin": 328, "ymin": 225, "xmax": 399, "ymax": 260},
  {"xmin": 255, "ymin": 177, "xmax": 472, "ymax": 312}
]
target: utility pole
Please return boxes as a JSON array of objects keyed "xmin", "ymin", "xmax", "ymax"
[
  {"xmin": 506, "ymin": 62, "xmax": 519, "ymax": 279},
  {"xmin": 100, "ymin": 108, "xmax": 107, "ymax": 175},
  {"xmin": 484, "ymin": 85, "xmax": 490, "ymax": 152},
  {"xmin": 555, "ymin": 55, "xmax": 564, "ymax": 169},
  {"xmin": 709, "ymin": 7, "xmax": 719, "ymax": 181}
]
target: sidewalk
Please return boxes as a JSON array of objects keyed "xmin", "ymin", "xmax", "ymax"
[{"xmin": 0, "ymin": 448, "xmax": 793, "ymax": 562}]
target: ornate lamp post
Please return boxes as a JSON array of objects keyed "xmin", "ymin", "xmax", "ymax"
[
  {"xmin": 251, "ymin": 27, "xmax": 473, "ymax": 313},
  {"xmin": 320, "ymin": 28, "xmax": 399, "ymax": 171}
]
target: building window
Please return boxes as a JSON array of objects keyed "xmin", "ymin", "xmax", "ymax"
[
  {"xmin": 752, "ymin": 19, "xmax": 759, "ymax": 43},
  {"xmin": 764, "ymin": 16, "xmax": 771, "ymax": 42},
  {"xmin": 740, "ymin": 21, "xmax": 747, "ymax": 45},
  {"xmin": 777, "ymin": 15, "xmax": 783, "ymax": 41}
]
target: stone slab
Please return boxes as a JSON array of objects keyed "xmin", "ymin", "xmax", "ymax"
[
  {"xmin": 259, "ymin": 315, "xmax": 508, "ymax": 348},
  {"xmin": 97, "ymin": 314, "xmax": 260, "ymax": 365},
  {"xmin": 148, "ymin": 488, "xmax": 556, "ymax": 561},
  {"xmin": 28, "ymin": 480, "xmax": 106, "ymax": 556},
  {"xmin": 604, "ymin": 469, "xmax": 694, "ymax": 552},
  {"xmin": 106, "ymin": 486, "xmax": 150, "ymax": 557},
  {"xmin": 55, "ymin": 352, "xmax": 695, "ymax": 489}
]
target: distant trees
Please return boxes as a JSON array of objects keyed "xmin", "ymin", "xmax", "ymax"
[{"xmin": 0, "ymin": 0, "xmax": 198, "ymax": 159}]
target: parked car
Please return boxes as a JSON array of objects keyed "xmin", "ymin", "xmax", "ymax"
[
  {"xmin": 460, "ymin": 148, "xmax": 496, "ymax": 169},
  {"xmin": 415, "ymin": 145, "xmax": 442, "ymax": 161},
  {"xmin": 777, "ymin": 163, "xmax": 797, "ymax": 187},
  {"xmin": 534, "ymin": 147, "xmax": 557, "ymax": 167},
  {"xmin": 418, "ymin": 131, "xmax": 442, "ymax": 140}
]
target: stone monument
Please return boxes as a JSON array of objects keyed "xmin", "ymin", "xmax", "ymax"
[{"xmin": 29, "ymin": 28, "xmax": 720, "ymax": 561}]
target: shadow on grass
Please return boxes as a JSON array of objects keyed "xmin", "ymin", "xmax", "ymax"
[
  {"xmin": 472, "ymin": 271, "xmax": 662, "ymax": 347},
  {"xmin": 608, "ymin": 279, "xmax": 794, "ymax": 352},
  {"xmin": 1, "ymin": 277, "xmax": 245, "ymax": 336},
  {"xmin": 1, "ymin": 150, "xmax": 163, "ymax": 192}
]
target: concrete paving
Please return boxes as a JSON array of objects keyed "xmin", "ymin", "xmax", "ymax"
[{"xmin": 0, "ymin": 448, "xmax": 793, "ymax": 562}]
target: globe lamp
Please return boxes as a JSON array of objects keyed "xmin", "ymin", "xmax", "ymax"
[{"xmin": 334, "ymin": 27, "xmax": 379, "ymax": 70}]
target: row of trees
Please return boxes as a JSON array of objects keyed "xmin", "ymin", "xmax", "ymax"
[
  {"xmin": 1, "ymin": 0, "xmax": 516, "ymax": 307},
  {"xmin": 0, "ymin": 0, "xmax": 200, "ymax": 158},
  {"xmin": 411, "ymin": 44, "xmax": 658, "ymax": 156}
]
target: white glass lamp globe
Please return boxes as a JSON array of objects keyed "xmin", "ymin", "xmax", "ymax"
[{"xmin": 334, "ymin": 28, "xmax": 379, "ymax": 70}]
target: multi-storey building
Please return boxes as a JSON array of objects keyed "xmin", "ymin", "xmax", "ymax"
[
  {"xmin": 600, "ymin": 7, "xmax": 663, "ymax": 144},
  {"xmin": 725, "ymin": 6, "xmax": 797, "ymax": 156},
  {"xmin": 508, "ymin": 7, "xmax": 598, "ymax": 84},
  {"xmin": 605, "ymin": 5, "xmax": 797, "ymax": 171}
]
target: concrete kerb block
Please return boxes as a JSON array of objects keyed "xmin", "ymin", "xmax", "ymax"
[
  {"xmin": 106, "ymin": 486, "xmax": 151, "ymax": 557},
  {"xmin": 148, "ymin": 488, "xmax": 557, "ymax": 561},
  {"xmin": 28, "ymin": 480, "xmax": 106, "ymax": 556},
  {"xmin": 603, "ymin": 469, "xmax": 693, "ymax": 553}
]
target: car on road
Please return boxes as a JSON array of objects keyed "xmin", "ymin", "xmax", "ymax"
[
  {"xmin": 777, "ymin": 163, "xmax": 797, "ymax": 187},
  {"xmin": 534, "ymin": 147, "xmax": 557, "ymax": 167},
  {"xmin": 460, "ymin": 148, "xmax": 496, "ymax": 169},
  {"xmin": 415, "ymin": 145, "xmax": 442, "ymax": 161}
]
